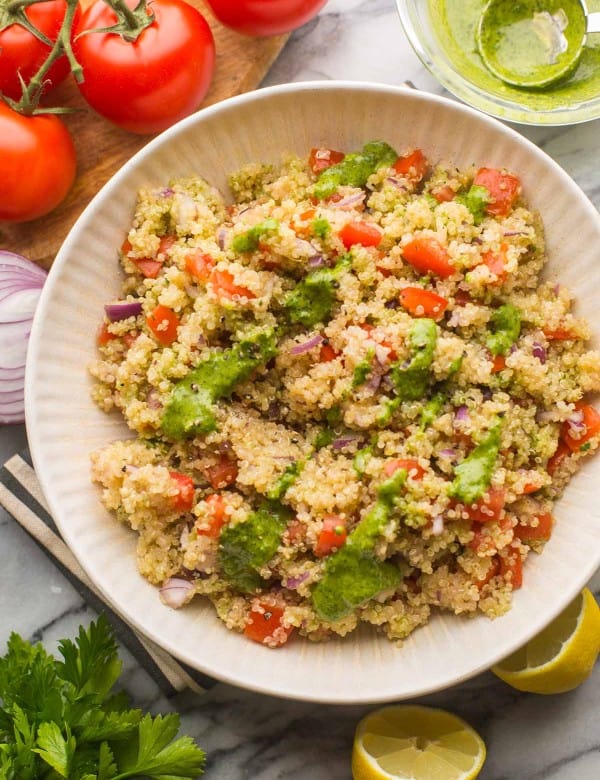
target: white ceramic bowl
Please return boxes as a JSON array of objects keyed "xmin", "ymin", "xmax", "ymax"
[{"xmin": 26, "ymin": 82, "xmax": 600, "ymax": 703}]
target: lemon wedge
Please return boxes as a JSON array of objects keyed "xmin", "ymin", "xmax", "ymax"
[
  {"xmin": 352, "ymin": 705, "xmax": 486, "ymax": 780},
  {"xmin": 492, "ymin": 588, "xmax": 600, "ymax": 694}
]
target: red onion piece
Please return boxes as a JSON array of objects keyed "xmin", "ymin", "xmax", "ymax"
[
  {"xmin": 330, "ymin": 191, "xmax": 366, "ymax": 209},
  {"xmin": 104, "ymin": 300, "xmax": 143, "ymax": 322},
  {"xmin": 331, "ymin": 435, "xmax": 361, "ymax": 450},
  {"xmin": 532, "ymin": 342, "xmax": 546, "ymax": 364},
  {"xmin": 454, "ymin": 405, "xmax": 469, "ymax": 422},
  {"xmin": 285, "ymin": 572, "xmax": 310, "ymax": 589},
  {"xmin": 308, "ymin": 254, "xmax": 326, "ymax": 268},
  {"xmin": 385, "ymin": 177, "xmax": 408, "ymax": 191},
  {"xmin": 289, "ymin": 333, "xmax": 324, "ymax": 355},
  {"xmin": 217, "ymin": 227, "xmax": 229, "ymax": 250},
  {"xmin": 0, "ymin": 252, "xmax": 47, "ymax": 424},
  {"xmin": 439, "ymin": 448, "xmax": 457, "ymax": 458},
  {"xmin": 503, "ymin": 231, "xmax": 527, "ymax": 237},
  {"xmin": 159, "ymin": 577, "xmax": 194, "ymax": 608},
  {"xmin": 146, "ymin": 389, "xmax": 162, "ymax": 410}
]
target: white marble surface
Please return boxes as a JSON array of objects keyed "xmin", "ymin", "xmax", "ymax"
[{"xmin": 2, "ymin": 1, "xmax": 600, "ymax": 777}]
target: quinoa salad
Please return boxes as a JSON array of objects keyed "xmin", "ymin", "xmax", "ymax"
[{"xmin": 90, "ymin": 141, "xmax": 600, "ymax": 647}]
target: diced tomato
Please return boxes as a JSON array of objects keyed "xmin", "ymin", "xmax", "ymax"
[
  {"xmin": 314, "ymin": 514, "xmax": 348, "ymax": 558},
  {"xmin": 463, "ymin": 487, "xmax": 505, "ymax": 523},
  {"xmin": 133, "ymin": 258, "xmax": 163, "ymax": 278},
  {"xmin": 210, "ymin": 269, "xmax": 256, "ymax": 300},
  {"xmin": 432, "ymin": 184, "xmax": 456, "ymax": 203},
  {"xmin": 392, "ymin": 149, "xmax": 429, "ymax": 182},
  {"xmin": 402, "ymin": 237, "xmax": 454, "ymax": 278},
  {"xmin": 547, "ymin": 440, "xmax": 570, "ymax": 475},
  {"xmin": 319, "ymin": 342, "xmax": 339, "ymax": 362},
  {"xmin": 308, "ymin": 147, "xmax": 345, "ymax": 174},
  {"xmin": 290, "ymin": 208, "xmax": 316, "ymax": 238},
  {"xmin": 561, "ymin": 402, "xmax": 600, "ymax": 453},
  {"xmin": 168, "ymin": 471, "xmax": 195, "ymax": 513},
  {"xmin": 515, "ymin": 512, "xmax": 553, "ymax": 542},
  {"xmin": 384, "ymin": 458, "xmax": 426, "ymax": 480},
  {"xmin": 481, "ymin": 244, "xmax": 508, "ymax": 283},
  {"xmin": 121, "ymin": 238, "xmax": 132, "ymax": 255},
  {"xmin": 158, "ymin": 235, "xmax": 177, "ymax": 256},
  {"xmin": 520, "ymin": 482, "xmax": 540, "ymax": 495},
  {"xmin": 197, "ymin": 493, "xmax": 227, "ymax": 537},
  {"xmin": 339, "ymin": 220, "xmax": 383, "ymax": 249},
  {"xmin": 205, "ymin": 456, "xmax": 238, "ymax": 490},
  {"xmin": 473, "ymin": 168, "xmax": 521, "ymax": 217},
  {"xmin": 499, "ymin": 546, "xmax": 523, "ymax": 589},
  {"xmin": 146, "ymin": 305, "xmax": 179, "ymax": 346},
  {"xmin": 454, "ymin": 289, "xmax": 473, "ymax": 306},
  {"xmin": 474, "ymin": 556, "xmax": 500, "ymax": 589},
  {"xmin": 544, "ymin": 326, "xmax": 575, "ymax": 340},
  {"xmin": 96, "ymin": 321, "xmax": 116, "ymax": 347},
  {"xmin": 185, "ymin": 251, "xmax": 215, "ymax": 281},
  {"xmin": 244, "ymin": 603, "xmax": 293, "ymax": 647},
  {"xmin": 399, "ymin": 287, "xmax": 449, "ymax": 321},
  {"xmin": 491, "ymin": 354, "xmax": 506, "ymax": 374}
]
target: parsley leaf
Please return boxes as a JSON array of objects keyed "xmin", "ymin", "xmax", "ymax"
[{"xmin": 0, "ymin": 617, "xmax": 205, "ymax": 779}]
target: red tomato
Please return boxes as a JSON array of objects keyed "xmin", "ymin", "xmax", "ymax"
[
  {"xmin": 473, "ymin": 168, "xmax": 521, "ymax": 217},
  {"xmin": 0, "ymin": 102, "xmax": 76, "ymax": 222},
  {"xmin": 384, "ymin": 458, "xmax": 426, "ymax": 480},
  {"xmin": 73, "ymin": 0, "xmax": 215, "ymax": 134},
  {"xmin": 339, "ymin": 221, "xmax": 383, "ymax": 249},
  {"xmin": 146, "ymin": 305, "xmax": 179, "ymax": 345},
  {"xmin": 462, "ymin": 487, "xmax": 505, "ymax": 523},
  {"xmin": 499, "ymin": 546, "xmax": 523, "ymax": 589},
  {"xmin": 185, "ymin": 251, "xmax": 215, "ymax": 281},
  {"xmin": 205, "ymin": 457, "xmax": 238, "ymax": 490},
  {"xmin": 399, "ymin": 287, "xmax": 449, "ymax": 321},
  {"xmin": 133, "ymin": 258, "xmax": 163, "ymax": 278},
  {"xmin": 197, "ymin": 493, "xmax": 227, "ymax": 537},
  {"xmin": 244, "ymin": 603, "xmax": 293, "ymax": 646},
  {"xmin": 210, "ymin": 269, "xmax": 256, "ymax": 300},
  {"xmin": 168, "ymin": 471, "xmax": 195, "ymax": 513},
  {"xmin": 392, "ymin": 149, "xmax": 429, "ymax": 182},
  {"xmin": 547, "ymin": 440, "xmax": 570, "ymax": 475},
  {"xmin": 308, "ymin": 148, "xmax": 345, "ymax": 174},
  {"xmin": 359, "ymin": 323, "xmax": 397, "ymax": 361},
  {"xmin": 158, "ymin": 235, "xmax": 177, "ymax": 255},
  {"xmin": 0, "ymin": 0, "xmax": 75, "ymax": 100},
  {"xmin": 204, "ymin": 0, "xmax": 327, "ymax": 36},
  {"xmin": 514, "ymin": 513, "xmax": 553, "ymax": 542},
  {"xmin": 402, "ymin": 237, "xmax": 454, "ymax": 278},
  {"xmin": 319, "ymin": 343, "xmax": 339, "ymax": 362},
  {"xmin": 561, "ymin": 403, "xmax": 600, "ymax": 453},
  {"xmin": 491, "ymin": 354, "xmax": 506, "ymax": 374},
  {"xmin": 97, "ymin": 322, "xmax": 117, "ymax": 347},
  {"xmin": 314, "ymin": 515, "xmax": 347, "ymax": 558},
  {"xmin": 481, "ymin": 244, "xmax": 508, "ymax": 282},
  {"xmin": 432, "ymin": 184, "xmax": 456, "ymax": 203},
  {"xmin": 544, "ymin": 326, "xmax": 575, "ymax": 340}
]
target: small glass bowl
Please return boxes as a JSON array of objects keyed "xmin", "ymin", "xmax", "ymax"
[{"xmin": 395, "ymin": 0, "xmax": 600, "ymax": 125}]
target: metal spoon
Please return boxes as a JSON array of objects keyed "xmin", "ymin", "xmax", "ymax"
[{"xmin": 477, "ymin": 0, "xmax": 600, "ymax": 89}]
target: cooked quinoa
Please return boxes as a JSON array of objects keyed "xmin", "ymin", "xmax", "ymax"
[{"xmin": 90, "ymin": 141, "xmax": 600, "ymax": 647}]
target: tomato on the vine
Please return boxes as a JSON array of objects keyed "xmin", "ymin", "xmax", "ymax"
[
  {"xmin": 0, "ymin": 101, "xmax": 76, "ymax": 222},
  {"xmin": 204, "ymin": 0, "xmax": 327, "ymax": 37},
  {"xmin": 72, "ymin": 0, "xmax": 216, "ymax": 135},
  {"xmin": 0, "ymin": 0, "xmax": 75, "ymax": 101}
]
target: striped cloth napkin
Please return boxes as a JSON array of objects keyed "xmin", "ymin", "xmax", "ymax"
[{"xmin": 0, "ymin": 451, "xmax": 215, "ymax": 697}]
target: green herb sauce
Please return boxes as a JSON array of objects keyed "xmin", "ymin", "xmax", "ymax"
[
  {"xmin": 284, "ymin": 255, "xmax": 351, "ymax": 328},
  {"xmin": 390, "ymin": 318, "xmax": 438, "ymax": 401},
  {"xmin": 449, "ymin": 419, "xmax": 502, "ymax": 503},
  {"xmin": 313, "ymin": 141, "xmax": 398, "ymax": 200},
  {"xmin": 487, "ymin": 303, "xmax": 521, "ymax": 356},
  {"xmin": 232, "ymin": 218, "xmax": 279, "ymax": 253}
]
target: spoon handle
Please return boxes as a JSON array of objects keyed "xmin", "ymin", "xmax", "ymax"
[{"xmin": 588, "ymin": 12, "xmax": 600, "ymax": 34}]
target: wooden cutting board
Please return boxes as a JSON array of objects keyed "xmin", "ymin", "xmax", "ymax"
[{"xmin": 0, "ymin": 0, "xmax": 288, "ymax": 270}]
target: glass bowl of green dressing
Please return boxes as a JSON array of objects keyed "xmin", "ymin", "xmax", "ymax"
[{"xmin": 396, "ymin": 0, "xmax": 600, "ymax": 124}]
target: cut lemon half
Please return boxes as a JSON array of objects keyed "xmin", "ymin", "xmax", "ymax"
[
  {"xmin": 492, "ymin": 587, "xmax": 600, "ymax": 694},
  {"xmin": 352, "ymin": 705, "xmax": 486, "ymax": 780}
]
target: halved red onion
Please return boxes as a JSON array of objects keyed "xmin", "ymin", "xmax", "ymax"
[
  {"xmin": 0, "ymin": 252, "xmax": 47, "ymax": 424},
  {"xmin": 104, "ymin": 300, "xmax": 143, "ymax": 322},
  {"xmin": 289, "ymin": 333, "xmax": 324, "ymax": 355},
  {"xmin": 159, "ymin": 577, "xmax": 194, "ymax": 608},
  {"xmin": 532, "ymin": 342, "xmax": 546, "ymax": 364}
]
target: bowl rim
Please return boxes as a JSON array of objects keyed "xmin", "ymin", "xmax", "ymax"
[
  {"xmin": 395, "ymin": 0, "xmax": 600, "ymax": 127},
  {"xmin": 25, "ymin": 79, "xmax": 600, "ymax": 703}
]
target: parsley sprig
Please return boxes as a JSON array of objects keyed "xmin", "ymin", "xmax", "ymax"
[{"xmin": 0, "ymin": 615, "xmax": 205, "ymax": 779}]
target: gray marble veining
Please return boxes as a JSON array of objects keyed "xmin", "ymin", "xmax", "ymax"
[{"xmin": 1, "ymin": 1, "xmax": 600, "ymax": 777}]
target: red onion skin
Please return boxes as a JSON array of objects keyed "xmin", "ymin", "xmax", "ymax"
[{"xmin": 289, "ymin": 333, "xmax": 324, "ymax": 355}]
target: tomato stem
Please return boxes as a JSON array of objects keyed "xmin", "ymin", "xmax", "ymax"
[
  {"xmin": 83, "ymin": 0, "xmax": 154, "ymax": 42},
  {"xmin": 1, "ymin": 0, "xmax": 53, "ymax": 45},
  {"xmin": 11, "ymin": 0, "xmax": 82, "ymax": 115}
]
